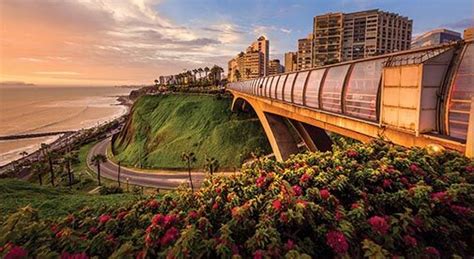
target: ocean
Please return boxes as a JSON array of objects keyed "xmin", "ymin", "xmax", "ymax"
[{"xmin": 0, "ymin": 85, "xmax": 135, "ymax": 166}]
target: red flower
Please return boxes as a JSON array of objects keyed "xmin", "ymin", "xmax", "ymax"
[
  {"xmin": 98, "ymin": 214, "xmax": 111, "ymax": 224},
  {"xmin": 253, "ymin": 250, "xmax": 264, "ymax": 259},
  {"xmin": 450, "ymin": 205, "xmax": 472, "ymax": 215},
  {"xmin": 284, "ymin": 239, "xmax": 295, "ymax": 251},
  {"xmin": 279, "ymin": 212, "xmax": 289, "ymax": 223},
  {"xmin": 292, "ymin": 185, "xmax": 303, "ymax": 196},
  {"xmin": 368, "ymin": 216, "xmax": 390, "ymax": 235},
  {"xmin": 383, "ymin": 179, "xmax": 392, "ymax": 188},
  {"xmin": 160, "ymin": 227, "xmax": 179, "ymax": 246},
  {"xmin": 320, "ymin": 189, "xmax": 330, "ymax": 200},
  {"xmin": 89, "ymin": 227, "xmax": 98, "ymax": 235},
  {"xmin": 326, "ymin": 230, "xmax": 349, "ymax": 254},
  {"xmin": 147, "ymin": 199, "xmax": 159, "ymax": 210},
  {"xmin": 216, "ymin": 187, "xmax": 222, "ymax": 194},
  {"xmin": 346, "ymin": 150, "xmax": 358, "ymax": 158},
  {"xmin": 351, "ymin": 202, "xmax": 360, "ymax": 209},
  {"xmin": 61, "ymin": 252, "xmax": 89, "ymax": 259},
  {"xmin": 424, "ymin": 247, "xmax": 440, "ymax": 257},
  {"xmin": 56, "ymin": 230, "xmax": 64, "ymax": 239},
  {"xmin": 300, "ymin": 173, "xmax": 311, "ymax": 183},
  {"xmin": 212, "ymin": 202, "xmax": 219, "ymax": 210},
  {"xmin": 400, "ymin": 177, "xmax": 409, "ymax": 185},
  {"xmin": 431, "ymin": 192, "xmax": 448, "ymax": 202},
  {"xmin": 409, "ymin": 163, "xmax": 424, "ymax": 175},
  {"xmin": 403, "ymin": 235, "xmax": 417, "ymax": 247},
  {"xmin": 335, "ymin": 210, "xmax": 343, "ymax": 221},
  {"xmin": 465, "ymin": 165, "xmax": 473, "ymax": 173},
  {"xmin": 116, "ymin": 211, "xmax": 128, "ymax": 220},
  {"xmin": 256, "ymin": 176, "xmax": 266, "ymax": 188},
  {"xmin": 163, "ymin": 214, "xmax": 177, "ymax": 227},
  {"xmin": 4, "ymin": 245, "xmax": 28, "ymax": 259},
  {"xmin": 272, "ymin": 199, "xmax": 282, "ymax": 211},
  {"xmin": 188, "ymin": 210, "xmax": 198, "ymax": 219},
  {"xmin": 152, "ymin": 214, "xmax": 164, "ymax": 226}
]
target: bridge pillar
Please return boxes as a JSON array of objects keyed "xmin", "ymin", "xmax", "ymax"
[
  {"xmin": 466, "ymin": 97, "xmax": 474, "ymax": 158},
  {"xmin": 260, "ymin": 113, "xmax": 299, "ymax": 161},
  {"xmin": 290, "ymin": 120, "xmax": 333, "ymax": 152}
]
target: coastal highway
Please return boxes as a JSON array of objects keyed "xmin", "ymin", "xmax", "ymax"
[{"xmin": 87, "ymin": 138, "xmax": 214, "ymax": 189}]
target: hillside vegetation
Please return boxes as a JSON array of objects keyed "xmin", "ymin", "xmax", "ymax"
[
  {"xmin": 113, "ymin": 94, "xmax": 270, "ymax": 169},
  {"xmin": 2, "ymin": 140, "xmax": 473, "ymax": 258}
]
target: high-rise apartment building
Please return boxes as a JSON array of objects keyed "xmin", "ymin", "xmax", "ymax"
[
  {"xmin": 313, "ymin": 9, "xmax": 413, "ymax": 67},
  {"xmin": 284, "ymin": 52, "xmax": 297, "ymax": 72},
  {"xmin": 268, "ymin": 59, "xmax": 284, "ymax": 75},
  {"xmin": 411, "ymin": 29, "xmax": 461, "ymax": 49},
  {"xmin": 297, "ymin": 34, "xmax": 314, "ymax": 70},
  {"xmin": 227, "ymin": 36, "xmax": 270, "ymax": 82},
  {"xmin": 463, "ymin": 27, "xmax": 474, "ymax": 40}
]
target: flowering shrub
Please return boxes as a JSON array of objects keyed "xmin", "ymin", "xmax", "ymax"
[{"xmin": 1, "ymin": 139, "xmax": 473, "ymax": 258}]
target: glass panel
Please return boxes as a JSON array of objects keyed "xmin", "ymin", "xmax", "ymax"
[
  {"xmin": 260, "ymin": 77, "xmax": 269, "ymax": 96},
  {"xmin": 276, "ymin": 74, "xmax": 288, "ymax": 101},
  {"xmin": 266, "ymin": 77, "xmax": 274, "ymax": 97},
  {"xmin": 255, "ymin": 78, "xmax": 262, "ymax": 95},
  {"xmin": 284, "ymin": 73, "xmax": 297, "ymax": 102},
  {"xmin": 270, "ymin": 76, "xmax": 280, "ymax": 99},
  {"xmin": 344, "ymin": 59, "xmax": 385, "ymax": 120},
  {"xmin": 321, "ymin": 64, "xmax": 350, "ymax": 113},
  {"xmin": 305, "ymin": 69, "xmax": 325, "ymax": 108},
  {"xmin": 448, "ymin": 43, "xmax": 474, "ymax": 140},
  {"xmin": 293, "ymin": 71, "xmax": 309, "ymax": 105}
]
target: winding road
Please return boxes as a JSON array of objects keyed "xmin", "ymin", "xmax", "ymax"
[{"xmin": 87, "ymin": 138, "xmax": 221, "ymax": 189}]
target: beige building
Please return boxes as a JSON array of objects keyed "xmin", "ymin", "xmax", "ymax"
[
  {"xmin": 297, "ymin": 34, "xmax": 314, "ymax": 70},
  {"xmin": 268, "ymin": 59, "xmax": 284, "ymax": 75},
  {"xmin": 284, "ymin": 52, "xmax": 297, "ymax": 72},
  {"xmin": 228, "ymin": 36, "xmax": 269, "ymax": 82},
  {"xmin": 464, "ymin": 27, "xmax": 474, "ymax": 40},
  {"xmin": 313, "ymin": 9, "xmax": 412, "ymax": 67}
]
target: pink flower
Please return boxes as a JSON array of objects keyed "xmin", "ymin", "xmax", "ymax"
[
  {"xmin": 465, "ymin": 165, "xmax": 474, "ymax": 173},
  {"xmin": 61, "ymin": 252, "xmax": 89, "ymax": 259},
  {"xmin": 400, "ymin": 177, "xmax": 409, "ymax": 185},
  {"xmin": 98, "ymin": 214, "xmax": 111, "ymax": 224},
  {"xmin": 431, "ymin": 192, "xmax": 448, "ymax": 202},
  {"xmin": 279, "ymin": 212, "xmax": 289, "ymax": 223},
  {"xmin": 320, "ymin": 189, "xmax": 330, "ymax": 200},
  {"xmin": 272, "ymin": 199, "xmax": 282, "ymax": 211},
  {"xmin": 368, "ymin": 216, "xmax": 390, "ymax": 235},
  {"xmin": 300, "ymin": 173, "xmax": 311, "ymax": 183},
  {"xmin": 256, "ymin": 176, "xmax": 266, "ymax": 188},
  {"xmin": 147, "ymin": 199, "xmax": 159, "ymax": 209},
  {"xmin": 212, "ymin": 202, "xmax": 219, "ymax": 210},
  {"xmin": 253, "ymin": 250, "xmax": 264, "ymax": 259},
  {"xmin": 163, "ymin": 214, "xmax": 177, "ymax": 227},
  {"xmin": 116, "ymin": 211, "xmax": 128, "ymax": 220},
  {"xmin": 424, "ymin": 247, "xmax": 440, "ymax": 257},
  {"xmin": 403, "ymin": 235, "xmax": 417, "ymax": 247},
  {"xmin": 346, "ymin": 150, "xmax": 358, "ymax": 158},
  {"xmin": 335, "ymin": 210, "xmax": 343, "ymax": 221},
  {"xmin": 5, "ymin": 245, "xmax": 28, "ymax": 259},
  {"xmin": 292, "ymin": 185, "xmax": 302, "ymax": 196},
  {"xmin": 409, "ymin": 163, "xmax": 424, "ymax": 175},
  {"xmin": 284, "ymin": 239, "xmax": 295, "ymax": 251},
  {"xmin": 216, "ymin": 187, "xmax": 222, "ymax": 194},
  {"xmin": 152, "ymin": 214, "xmax": 164, "ymax": 226},
  {"xmin": 450, "ymin": 205, "xmax": 472, "ymax": 216},
  {"xmin": 326, "ymin": 230, "xmax": 349, "ymax": 254},
  {"xmin": 351, "ymin": 203, "xmax": 360, "ymax": 209},
  {"xmin": 159, "ymin": 227, "xmax": 179, "ymax": 246},
  {"xmin": 89, "ymin": 227, "xmax": 98, "ymax": 235},
  {"xmin": 383, "ymin": 179, "xmax": 392, "ymax": 188},
  {"xmin": 188, "ymin": 210, "xmax": 198, "ymax": 219}
]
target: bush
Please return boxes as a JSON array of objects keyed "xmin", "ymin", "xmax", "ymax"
[
  {"xmin": 1, "ymin": 140, "xmax": 473, "ymax": 258},
  {"xmin": 99, "ymin": 185, "xmax": 124, "ymax": 195}
]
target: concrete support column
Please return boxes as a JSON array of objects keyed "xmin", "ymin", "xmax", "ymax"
[
  {"xmin": 466, "ymin": 97, "xmax": 474, "ymax": 158},
  {"xmin": 259, "ymin": 112, "xmax": 299, "ymax": 161},
  {"xmin": 290, "ymin": 119, "xmax": 333, "ymax": 152}
]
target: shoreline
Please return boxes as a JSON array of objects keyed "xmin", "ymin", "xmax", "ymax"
[{"xmin": 0, "ymin": 95, "xmax": 132, "ymax": 167}]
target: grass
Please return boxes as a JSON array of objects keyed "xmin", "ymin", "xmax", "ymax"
[
  {"xmin": 113, "ymin": 94, "xmax": 271, "ymax": 169},
  {"xmin": 0, "ymin": 179, "xmax": 140, "ymax": 222}
]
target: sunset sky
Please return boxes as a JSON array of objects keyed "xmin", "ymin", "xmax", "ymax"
[{"xmin": 0, "ymin": 0, "xmax": 472, "ymax": 86}]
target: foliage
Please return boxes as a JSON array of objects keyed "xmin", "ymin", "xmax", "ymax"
[
  {"xmin": 99, "ymin": 186, "xmax": 124, "ymax": 195},
  {"xmin": 113, "ymin": 94, "xmax": 271, "ymax": 169},
  {"xmin": 1, "ymin": 140, "xmax": 473, "ymax": 258}
]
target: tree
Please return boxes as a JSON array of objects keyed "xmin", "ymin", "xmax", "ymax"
[
  {"xmin": 204, "ymin": 67, "xmax": 210, "ymax": 80},
  {"xmin": 204, "ymin": 156, "xmax": 219, "ymax": 175},
  {"xmin": 117, "ymin": 161, "xmax": 122, "ymax": 187},
  {"xmin": 192, "ymin": 69, "xmax": 198, "ymax": 83},
  {"xmin": 197, "ymin": 68, "xmax": 203, "ymax": 81},
  {"xmin": 181, "ymin": 152, "xmax": 196, "ymax": 192},
  {"xmin": 19, "ymin": 151, "xmax": 28, "ymax": 158},
  {"xmin": 91, "ymin": 154, "xmax": 107, "ymax": 186},
  {"xmin": 40, "ymin": 143, "xmax": 56, "ymax": 186},
  {"xmin": 31, "ymin": 162, "xmax": 46, "ymax": 186},
  {"xmin": 63, "ymin": 152, "xmax": 78, "ymax": 187},
  {"xmin": 154, "ymin": 79, "xmax": 159, "ymax": 86}
]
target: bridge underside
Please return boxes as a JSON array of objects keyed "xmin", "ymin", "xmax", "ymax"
[{"xmin": 231, "ymin": 90, "xmax": 466, "ymax": 161}]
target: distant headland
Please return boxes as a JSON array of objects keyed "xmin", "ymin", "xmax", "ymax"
[{"xmin": 0, "ymin": 81, "xmax": 36, "ymax": 87}]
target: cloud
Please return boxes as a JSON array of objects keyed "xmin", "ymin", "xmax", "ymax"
[
  {"xmin": 441, "ymin": 18, "xmax": 474, "ymax": 30},
  {"xmin": 35, "ymin": 71, "xmax": 81, "ymax": 76}
]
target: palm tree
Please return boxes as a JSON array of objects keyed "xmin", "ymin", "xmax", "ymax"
[
  {"xmin": 181, "ymin": 152, "xmax": 196, "ymax": 192},
  {"xmin": 192, "ymin": 69, "xmax": 198, "ymax": 83},
  {"xmin": 197, "ymin": 68, "xmax": 203, "ymax": 81},
  {"xmin": 204, "ymin": 156, "xmax": 219, "ymax": 175},
  {"xmin": 204, "ymin": 67, "xmax": 210, "ymax": 80},
  {"xmin": 31, "ymin": 162, "xmax": 46, "ymax": 185},
  {"xmin": 41, "ymin": 143, "xmax": 56, "ymax": 186},
  {"xmin": 91, "ymin": 154, "xmax": 107, "ymax": 186},
  {"xmin": 63, "ymin": 152, "xmax": 77, "ymax": 187},
  {"xmin": 154, "ymin": 79, "xmax": 159, "ymax": 86},
  {"xmin": 19, "ymin": 151, "xmax": 28, "ymax": 158}
]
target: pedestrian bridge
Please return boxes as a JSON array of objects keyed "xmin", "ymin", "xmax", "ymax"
[{"xmin": 227, "ymin": 40, "xmax": 474, "ymax": 160}]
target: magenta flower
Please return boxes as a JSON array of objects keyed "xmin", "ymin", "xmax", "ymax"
[
  {"xmin": 450, "ymin": 205, "xmax": 472, "ymax": 216},
  {"xmin": 346, "ymin": 150, "xmax": 358, "ymax": 158},
  {"xmin": 292, "ymin": 185, "xmax": 302, "ymax": 196},
  {"xmin": 403, "ymin": 235, "xmax": 417, "ymax": 247},
  {"xmin": 61, "ymin": 252, "xmax": 89, "ymax": 259},
  {"xmin": 424, "ymin": 247, "xmax": 440, "ymax": 257},
  {"xmin": 152, "ymin": 214, "xmax": 164, "ymax": 226},
  {"xmin": 300, "ymin": 173, "xmax": 311, "ymax": 183},
  {"xmin": 4, "ymin": 245, "xmax": 28, "ymax": 259},
  {"xmin": 320, "ymin": 189, "xmax": 330, "ymax": 200},
  {"xmin": 368, "ymin": 216, "xmax": 390, "ymax": 235},
  {"xmin": 98, "ymin": 214, "xmax": 111, "ymax": 224},
  {"xmin": 284, "ymin": 239, "xmax": 295, "ymax": 251},
  {"xmin": 253, "ymin": 250, "xmax": 264, "ymax": 259},
  {"xmin": 163, "ymin": 214, "xmax": 177, "ymax": 227},
  {"xmin": 272, "ymin": 199, "xmax": 282, "ymax": 211},
  {"xmin": 383, "ymin": 179, "xmax": 392, "ymax": 188},
  {"xmin": 256, "ymin": 176, "xmax": 266, "ymax": 188},
  {"xmin": 431, "ymin": 192, "xmax": 448, "ymax": 202},
  {"xmin": 326, "ymin": 230, "xmax": 349, "ymax": 254},
  {"xmin": 159, "ymin": 227, "xmax": 179, "ymax": 246}
]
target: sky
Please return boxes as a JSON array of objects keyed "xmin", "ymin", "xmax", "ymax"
[{"xmin": 0, "ymin": 0, "xmax": 472, "ymax": 86}]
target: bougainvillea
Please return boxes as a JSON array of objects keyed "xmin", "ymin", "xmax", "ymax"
[{"xmin": 1, "ymin": 139, "xmax": 473, "ymax": 258}]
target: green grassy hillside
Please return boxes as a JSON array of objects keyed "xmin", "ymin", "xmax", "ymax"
[
  {"xmin": 113, "ymin": 94, "xmax": 270, "ymax": 169},
  {"xmin": 0, "ymin": 179, "xmax": 138, "ymax": 221}
]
